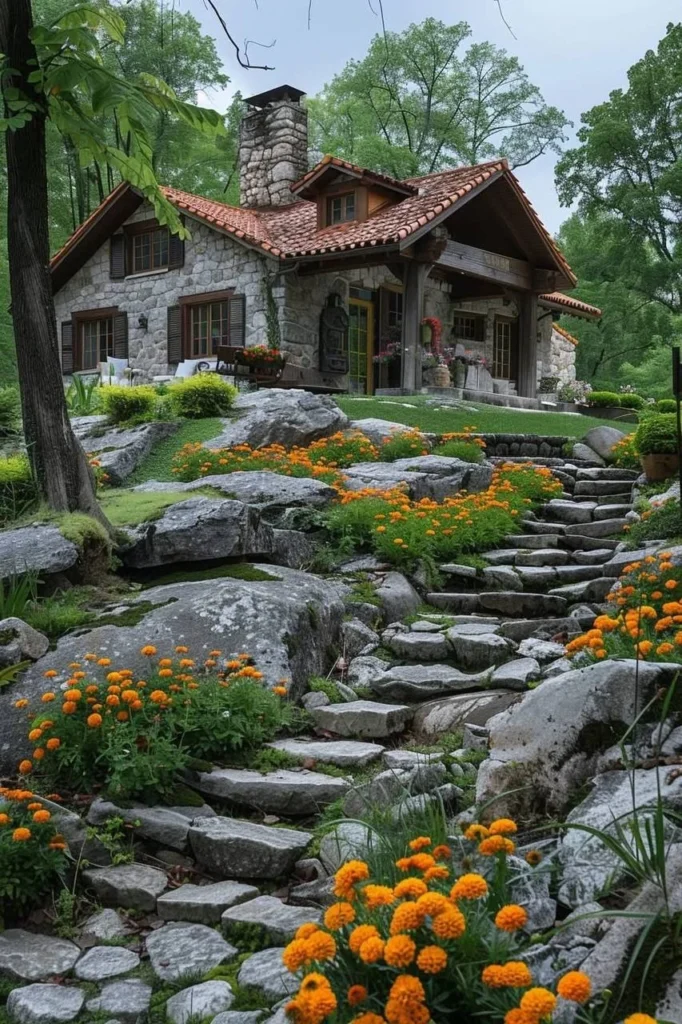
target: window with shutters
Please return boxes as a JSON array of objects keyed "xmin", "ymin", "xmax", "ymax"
[
  {"xmin": 117, "ymin": 218, "xmax": 184, "ymax": 278},
  {"xmin": 176, "ymin": 290, "xmax": 245, "ymax": 360},
  {"xmin": 81, "ymin": 317, "xmax": 114, "ymax": 369},
  {"xmin": 64, "ymin": 307, "xmax": 127, "ymax": 372},
  {"xmin": 132, "ymin": 227, "xmax": 169, "ymax": 273}
]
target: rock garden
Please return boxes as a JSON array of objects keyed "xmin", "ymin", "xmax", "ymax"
[{"xmin": 0, "ymin": 385, "xmax": 681, "ymax": 1024}]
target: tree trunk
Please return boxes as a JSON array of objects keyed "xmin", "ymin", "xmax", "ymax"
[{"xmin": 0, "ymin": 0, "xmax": 111, "ymax": 529}]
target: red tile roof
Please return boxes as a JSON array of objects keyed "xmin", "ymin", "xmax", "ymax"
[
  {"xmin": 540, "ymin": 291, "xmax": 602, "ymax": 320},
  {"xmin": 291, "ymin": 154, "xmax": 418, "ymax": 197},
  {"xmin": 552, "ymin": 322, "xmax": 580, "ymax": 345}
]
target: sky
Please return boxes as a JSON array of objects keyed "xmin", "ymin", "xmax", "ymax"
[{"xmin": 181, "ymin": 0, "xmax": 679, "ymax": 234}]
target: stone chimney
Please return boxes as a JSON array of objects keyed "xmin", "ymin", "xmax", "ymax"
[{"xmin": 239, "ymin": 85, "xmax": 308, "ymax": 208}]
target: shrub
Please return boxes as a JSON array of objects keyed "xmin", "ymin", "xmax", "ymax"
[
  {"xmin": 65, "ymin": 376, "xmax": 101, "ymax": 416},
  {"xmin": 0, "ymin": 386, "xmax": 20, "ymax": 433},
  {"xmin": 0, "ymin": 453, "xmax": 37, "ymax": 521},
  {"xmin": 18, "ymin": 648, "xmax": 289, "ymax": 802},
  {"xmin": 537, "ymin": 375, "xmax": 560, "ymax": 394},
  {"xmin": 618, "ymin": 393, "xmax": 645, "ymax": 410},
  {"xmin": 610, "ymin": 433, "xmax": 640, "ymax": 470},
  {"xmin": 431, "ymin": 440, "xmax": 484, "ymax": 464},
  {"xmin": 380, "ymin": 430, "xmax": 430, "ymax": 462},
  {"xmin": 628, "ymin": 500, "xmax": 682, "ymax": 546},
  {"xmin": 635, "ymin": 413, "xmax": 678, "ymax": 455},
  {"xmin": 0, "ymin": 788, "xmax": 68, "ymax": 919},
  {"xmin": 587, "ymin": 391, "xmax": 622, "ymax": 407},
  {"xmin": 657, "ymin": 399, "xmax": 677, "ymax": 414},
  {"xmin": 100, "ymin": 384, "xmax": 157, "ymax": 425},
  {"xmin": 169, "ymin": 374, "xmax": 237, "ymax": 418},
  {"xmin": 282, "ymin": 828, "xmax": 593, "ymax": 1024},
  {"xmin": 306, "ymin": 432, "xmax": 378, "ymax": 468},
  {"xmin": 557, "ymin": 379, "xmax": 592, "ymax": 403}
]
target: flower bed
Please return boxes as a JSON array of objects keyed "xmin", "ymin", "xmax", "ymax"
[
  {"xmin": 282, "ymin": 827, "xmax": 598, "ymax": 1024},
  {"xmin": 566, "ymin": 552, "xmax": 682, "ymax": 663},
  {"xmin": 0, "ymin": 786, "xmax": 68, "ymax": 916},
  {"xmin": 324, "ymin": 464, "xmax": 561, "ymax": 568},
  {"xmin": 14, "ymin": 647, "xmax": 289, "ymax": 802}
]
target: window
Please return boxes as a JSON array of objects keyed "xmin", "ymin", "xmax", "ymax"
[
  {"xmin": 171, "ymin": 290, "xmax": 245, "ymax": 364},
  {"xmin": 189, "ymin": 300, "xmax": 230, "ymax": 357},
  {"xmin": 327, "ymin": 192, "xmax": 356, "ymax": 225},
  {"xmin": 453, "ymin": 314, "xmax": 485, "ymax": 342},
  {"xmin": 80, "ymin": 317, "xmax": 114, "ymax": 370},
  {"xmin": 132, "ymin": 226, "xmax": 169, "ymax": 274},
  {"xmin": 492, "ymin": 320, "xmax": 512, "ymax": 379}
]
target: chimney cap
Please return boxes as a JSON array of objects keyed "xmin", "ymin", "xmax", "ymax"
[{"xmin": 243, "ymin": 84, "xmax": 306, "ymax": 109}]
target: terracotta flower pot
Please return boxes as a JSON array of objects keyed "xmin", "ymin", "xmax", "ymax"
[{"xmin": 640, "ymin": 452, "xmax": 680, "ymax": 482}]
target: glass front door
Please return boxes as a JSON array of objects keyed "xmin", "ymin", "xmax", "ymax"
[{"xmin": 348, "ymin": 298, "xmax": 374, "ymax": 394}]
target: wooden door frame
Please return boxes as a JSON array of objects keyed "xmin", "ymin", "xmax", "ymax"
[{"xmin": 348, "ymin": 296, "xmax": 375, "ymax": 395}]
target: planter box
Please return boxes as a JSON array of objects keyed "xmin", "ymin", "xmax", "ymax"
[{"xmin": 641, "ymin": 453, "xmax": 680, "ymax": 483}]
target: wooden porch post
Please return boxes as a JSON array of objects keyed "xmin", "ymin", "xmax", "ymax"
[
  {"xmin": 516, "ymin": 292, "xmax": 539, "ymax": 399},
  {"xmin": 401, "ymin": 262, "xmax": 430, "ymax": 392}
]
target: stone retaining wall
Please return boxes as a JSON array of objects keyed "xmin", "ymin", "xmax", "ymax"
[{"xmin": 475, "ymin": 433, "xmax": 569, "ymax": 458}]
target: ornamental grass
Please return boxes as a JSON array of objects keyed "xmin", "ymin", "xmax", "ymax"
[
  {"xmin": 281, "ymin": 826, "xmax": 601, "ymax": 1024},
  {"xmin": 15, "ymin": 647, "xmax": 289, "ymax": 803},
  {"xmin": 0, "ymin": 786, "xmax": 68, "ymax": 917},
  {"xmin": 565, "ymin": 551, "xmax": 682, "ymax": 664},
  {"xmin": 325, "ymin": 463, "xmax": 561, "ymax": 568}
]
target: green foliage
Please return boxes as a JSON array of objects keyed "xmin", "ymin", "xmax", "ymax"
[
  {"xmin": 432, "ymin": 439, "xmax": 484, "ymax": 463},
  {"xmin": 128, "ymin": 418, "xmax": 224, "ymax": 484},
  {"xmin": 0, "ymin": 387, "xmax": 20, "ymax": 433},
  {"xmin": 309, "ymin": 17, "xmax": 568, "ymax": 177},
  {"xmin": 0, "ymin": 453, "xmax": 37, "ymax": 522},
  {"xmin": 635, "ymin": 414, "xmax": 678, "ymax": 456},
  {"xmin": 0, "ymin": 662, "xmax": 31, "ymax": 691},
  {"xmin": 306, "ymin": 431, "xmax": 378, "ymax": 468},
  {"xmin": 55, "ymin": 511, "xmax": 111, "ymax": 551},
  {"xmin": 587, "ymin": 391, "xmax": 621, "ymax": 407},
  {"xmin": 610, "ymin": 433, "xmax": 640, "ymax": 470},
  {"xmin": 99, "ymin": 487, "xmax": 221, "ymax": 527},
  {"xmin": 22, "ymin": 589, "xmax": 94, "ymax": 640},
  {"xmin": 0, "ymin": 573, "xmax": 38, "ymax": 621},
  {"xmin": 628, "ymin": 500, "xmax": 682, "ymax": 546},
  {"xmin": 86, "ymin": 815, "xmax": 134, "ymax": 866},
  {"xmin": 100, "ymin": 385, "xmax": 158, "ymax": 425},
  {"xmin": 65, "ymin": 376, "xmax": 101, "ymax": 416},
  {"xmin": 0, "ymin": 792, "xmax": 68, "ymax": 922},
  {"xmin": 248, "ymin": 747, "xmax": 299, "ymax": 773},
  {"xmin": 658, "ymin": 399, "xmax": 677, "ymax": 413},
  {"xmin": 309, "ymin": 676, "xmax": 343, "ymax": 703},
  {"xmin": 618, "ymin": 393, "xmax": 645, "ymax": 410},
  {"xmin": 379, "ymin": 430, "xmax": 430, "ymax": 461},
  {"xmin": 169, "ymin": 375, "xmax": 237, "ymax": 419}
]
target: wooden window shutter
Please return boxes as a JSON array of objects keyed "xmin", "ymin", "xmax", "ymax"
[
  {"xmin": 110, "ymin": 234, "xmax": 126, "ymax": 279},
  {"xmin": 228, "ymin": 294, "xmax": 246, "ymax": 348},
  {"xmin": 61, "ymin": 321, "xmax": 74, "ymax": 374},
  {"xmin": 113, "ymin": 312, "xmax": 128, "ymax": 359},
  {"xmin": 167, "ymin": 305, "xmax": 183, "ymax": 364},
  {"xmin": 168, "ymin": 218, "xmax": 185, "ymax": 270}
]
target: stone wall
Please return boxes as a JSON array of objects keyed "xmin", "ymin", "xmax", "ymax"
[
  {"xmin": 540, "ymin": 326, "xmax": 577, "ymax": 382},
  {"xmin": 239, "ymin": 99, "xmax": 308, "ymax": 209},
  {"xmin": 54, "ymin": 203, "xmax": 279, "ymax": 379}
]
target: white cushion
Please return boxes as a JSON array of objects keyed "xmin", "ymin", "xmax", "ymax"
[
  {"xmin": 106, "ymin": 357, "xmax": 128, "ymax": 375},
  {"xmin": 175, "ymin": 358, "xmax": 216, "ymax": 378}
]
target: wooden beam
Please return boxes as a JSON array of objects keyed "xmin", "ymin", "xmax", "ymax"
[
  {"xmin": 437, "ymin": 240, "xmax": 532, "ymax": 290},
  {"xmin": 292, "ymin": 246, "xmax": 399, "ymax": 276},
  {"xmin": 517, "ymin": 292, "xmax": 539, "ymax": 399},
  {"xmin": 398, "ymin": 168, "xmax": 505, "ymax": 249},
  {"xmin": 401, "ymin": 262, "xmax": 430, "ymax": 392}
]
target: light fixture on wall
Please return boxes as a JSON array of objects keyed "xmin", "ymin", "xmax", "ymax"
[{"xmin": 138, "ymin": 314, "xmax": 149, "ymax": 331}]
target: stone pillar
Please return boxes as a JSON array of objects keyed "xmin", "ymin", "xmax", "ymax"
[
  {"xmin": 401, "ymin": 262, "xmax": 430, "ymax": 392},
  {"xmin": 239, "ymin": 99, "xmax": 308, "ymax": 208},
  {"xmin": 517, "ymin": 292, "xmax": 539, "ymax": 398}
]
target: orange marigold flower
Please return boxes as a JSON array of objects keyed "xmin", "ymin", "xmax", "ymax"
[
  {"xmin": 158, "ymin": 668, "xmax": 173, "ymax": 678},
  {"xmin": 14, "ymin": 699, "xmax": 29, "ymax": 709},
  {"xmin": 557, "ymin": 971, "xmax": 592, "ymax": 1003},
  {"xmin": 334, "ymin": 859, "xmax": 369, "ymax": 898},
  {"xmin": 519, "ymin": 987, "xmax": 556, "ymax": 1020},
  {"xmin": 87, "ymin": 713, "xmax": 103, "ymax": 728},
  {"xmin": 408, "ymin": 836, "xmax": 432, "ymax": 852},
  {"xmin": 140, "ymin": 645, "xmax": 157, "ymax": 656},
  {"xmin": 416, "ymin": 945, "xmax": 447, "ymax": 974},
  {"xmin": 393, "ymin": 877, "xmax": 428, "ymax": 900},
  {"xmin": 424, "ymin": 865, "xmax": 449, "ymax": 882},
  {"xmin": 324, "ymin": 902, "xmax": 355, "ymax": 931},
  {"xmin": 479, "ymin": 835, "xmax": 516, "ymax": 856},
  {"xmin": 666, "ymin": 579, "xmax": 678, "ymax": 590},
  {"xmin": 363, "ymin": 884, "xmax": 395, "ymax": 908},
  {"xmin": 348, "ymin": 985, "xmax": 368, "ymax": 1007},
  {"xmin": 159, "ymin": 658, "xmax": 173, "ymax": 667},
  {"xmin": 46, "ymin": 738, "xmax": 61, "ymax": 751},
  {"xmin": 18, "ymin": 760, "xmax": 32, "ymax": 775},
  {"xmin": 623, "ymin": 1016, "xmax": 658, "ymax": 1024},
  {"xmin": 384, "ymin": 934, "xmax": 416, "ymax": 968},
  {"xmin": 306, "ymin": 930, "xmax": 336, "ymax": 962},
  {"xmin": 33, "ymin": 748, "xmax": 45, "ymax": 761},
  {"xmin": 504, "ymin": 1011, "xmax": 528, "ymax": 1024},
  {"xmin": 451, "ymin": 873, "xmax": 488, "ymax": 900},
  {"xmin": 41, "ymin": 693, "xmax": 55, "ymax": 703},
  {"xmin": 28, "ymin": 728, "xmax": 42, "ymax": 743},
  {"xmin": 32, "ymin": 809, "xmax": 51, "ymax": 823},
  {"xmin": 416, "ymin": 891, "xmax": 450, "ymax": 918},
  {"xmin": 409, "ymin": 852, "xmax": 436, "ymax": 872},
  {"xmin": 0, "ymin": 814, "xmax": 9, "ymax": 826},
  {"xmin": 282, "ymin": 939, "xmax": 310, "ymax": 972},
  {"xmin": 97, "ymin": 658, "xmax": 111, "ymax": 667},
  {"xmin": 525, "ymin": 850, "xmax": 543, "ymax": 866},
  {"xmin": 501, "ymin": 962, "xmax": 533, "ymax": 987},
  {"xmin": 150, "ymin": 690, "xmax": 169, "ymax": 703},
  {"xmin": 43, "ymin": 670, "xmax": 58, "ymax": 678},
  {"xmin": 106, "ymin": 672, "xmax": 122, "ymax": 683},
  {"xmin": 61, "ymin": 701, "xmax": 77, "ymax": 715},
  {"xmin": 431, "ymin": 907, "xmax": 466, "ymax": 940},
  {"xmin": 464, "ymin": 823, "xmax": 489, "ymax": 840},
  {"xmin": 495, "ymin": 904, "xmax": 528, "ymax": 932},
  {"xmin": 390, "ymin": 901, "xmax": 424, "ymax": 934},
  {"xmin": 12, "ymin": 827, "xmax": 31, "ymax": 842},
  {"xmin": 116, "ymin": 711, "xmax": 129, "ymax": 722},
  {"xmin": 272, "ymin": 686, "xmax": 287, "ymax": 696},
  {"xmin": 489, "ymin": 817, "xmax": 518, "ymax": 835},
  {"xmin": 359, "ymin": 936, "xmax": 385, "ymax": 964},
  {"xmin": 106, "ymin": 695, "xmax": 120, "ymax": 707},
  {"xmin": 295, "ymin": 923, "xmax": 320, "ymax": 941},
  {"xmin": 348, "ymin": 924, "xmax": 380, "ymax": 955},
  {"xmin": 175, "ymin": 645, "xmax": 189, "ymax": 654},
  {"xmin": 432, "ymin": 844, "xmax": 451, "ymax": 860},
  {"xmin": 121, "ymin": 689, "xmax": 138, "ymax": 704}
]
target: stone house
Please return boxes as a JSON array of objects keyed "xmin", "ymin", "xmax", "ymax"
[{"xmin": 51, "ymin": 84, "xmax": 599, "ymax": 398}]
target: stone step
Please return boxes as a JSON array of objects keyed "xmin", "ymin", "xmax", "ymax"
[
  {"xmin": 572, "ymin": 548, "xmax": 617, "ymax": 565},
  {"xmin": 188, "ymin": 818, "xmax": 312, "ymax": 880},
  {"xmin": 594, "ymin": 491, "xmax": 633, "ymax": 505},
  {"xmin": 593, "ymin": 503, "xmax": 634, "ymax": 520},
  {"xmin": 310, "ymin": 700, "xmax": 414, "ymax": 739},
  {"xmin": 503, "ymin": 534, "xmax": 561, "ymax": 549},
  {"xmin": 266, "ymin": 738, "xmax": 385, "ymax": 768},
  {"xmin": 520, "ymin": 518, "xmax": 568, "ymax": 534},
  {"xmin": 515, "ymin": 548, "xmax": 570, "ymax": 567},
  {"xmin": 575, "ymin": 467, "xmax": 640, "ymax": 481},
  {"xmin": 512, "ymin": 566, "xmax": 557, "ymax": 589},
  {"xmin": 485, "ymin": 548, "xmax": 528, "ymax": 565},
  {"xmin": 221, "ymin": 895, "xmax": 320, "ymax": 944},
  {"xmin": 511, "ymin": 564, "xmax": 603, "ymax": 592},
  {"xmin": 544, "ymin": 499, "xmax": 597, "ymax": 525},
  {"xmin": 600, "ymin": 547, "xmax": 653, "ymax": 577},
  {"xmin": 553, "ymin": 564, "xmax": 605, "ymax": 583},
  {"xmin": 427, "ymin": 591, "xmax": 568, "ymax": 618},
  {"xmin": 574, "ymin": 479, "xmax": 636, "ymax": 496},
  {"xmin": 370, "ymin": 663, "xmax": 493, "ymax": 702},
  {"xmin": 561, "ymin": 535, "xmax": 620, "ymax": 551},
  {"xmin": 547, "ymin": 580, "xmax": 594, "ymax": 601},
  {"xmin": 563, "ymin": 518, "xmax": 629, "ymax": 539},
  {"xmin": 497, "ymin": 615, "xmax": 594, "ymax": 642},
  {"xmin": 193, "ymin": 768, "xmax": 350, "ymax": 816}
]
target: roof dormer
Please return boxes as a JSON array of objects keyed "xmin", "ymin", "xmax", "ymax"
[{"xmin": 291, "ymin": 155, "xmax": 417, "ymax": 230}]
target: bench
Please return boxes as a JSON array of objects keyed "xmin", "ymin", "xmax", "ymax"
[{"xmin": 215, "ymin": 346, "xmax": 286, "ymax": 389}]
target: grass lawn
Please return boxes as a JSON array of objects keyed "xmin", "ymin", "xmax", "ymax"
[
  {"xmin": 127, "ymin": 417, "xmax": 224, "ymax": 484},
  {"xmin": 335, "ymin": 395, "xmax": 624, "ymax": 438},
  {"xmin": 100, "ymin": 486, "xmax": 222, "ymax": 526}
]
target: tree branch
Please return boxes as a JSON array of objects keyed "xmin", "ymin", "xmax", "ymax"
[
  {"xmin": 494, "ymin": 0, "xmax": 516, "ymax": 38},
  {"xmin": 202, "ymin": 0, "xmax": 275, "ymax": 69}
]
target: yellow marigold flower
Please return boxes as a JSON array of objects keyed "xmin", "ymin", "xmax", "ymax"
[
  {"xmin": 363, "ymin": 884, "xmax": 395, "ymax": 908},
  {"xmin": 557, "ymin": 971, "xmax": 592, "ymax": 1003},
  {"xmin": 519, "ymin": 987, "xmax": 556, "ymax": 1020},
  {"xmin": 348, "ymin": 924, "xmax": 379, "ymax": 954},
  {"xmin": 464, "ymin": 823, "xmax": 489, "ymax": 840},
  {"xmin": 86, "ymin": 713, "xmax": 103, "ymax": 728},
  {"xmin": 28, "ymin": 728, "xmax": 42, "ymax": 743},
  {"xmin": 306, "ymin": 930, "xmax": 336, "ymax": 961},
  {"xmin": 41, "ymin": 693, "xmax": 55, "ymax": 703},
  {"xmin": 348, "ymin": 985, "xmax": 368, "ymax": 1007},
  {"xmin": 46, "ymin": 738, "xmax": 60, "ymax": 751},
  {"xmin": 12, "ymin": 827, "xmax": 31, "ymax": 842},
  {"xmin": 384, "ymin": 934, "xmax": 416, "ymax": 968},
  {"xmin": 324, "ymin": 902, "xmax": 355, "ymax": 930},
  {"xmin": 18, "ymin": 760, "xmax": 32, "ymax": 775},
  {"xmin": 431, "ymin": 907, "xmax": 466, "ymax": 940},
  {"xmin": 416, "ymin": 945, "xmax": 447, "ymax": 973},
  {"xmin": 295, "ymin": 923, "xmax": 320, "ymax": 941},
  {"xmin": 409, "ymin": 836, "xmax": 432, "ymax": 852},
  {"xmin": 359, "ymin": 936, "xmax": 385, "ymax": 963},
  {"xmin": 451, "ymin": 872, "xmax": 488, "ymax": 900},
  {"xmin": 393, "ymin": 877, "xmax": 428, "ymax": 900},
  {"xmin": 479, "ymin": 835, "xmax": 516, "ymax": 856},
  {"xmin": 495, "ymin": 904, "xmax": 528, "ymax": 932},
  {"xmin": 32, "ymin": 809, "xmax": 51, "ymax": 823},
  {"xmin": 501, "ymin": 962, "xmax": 533, "ymax": 987},
  {"xmin": 489, "ymin": 817, "xmax": 518, "ymax": 835}
]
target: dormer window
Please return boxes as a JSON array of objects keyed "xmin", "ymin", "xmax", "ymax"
[{"xmin": 327, "ymin": 192, "xmax": 356, "ymax": 225}]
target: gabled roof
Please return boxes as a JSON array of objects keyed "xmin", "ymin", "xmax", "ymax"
[
  {"xmin": 50, "ymin": 158, "xmax": 580, "ymax": 293},
  {"xmin": 291, "ymin": 155, "xmax": 418, "ymax": 200},
  {"xmin": 540, "ymin": 291, "xmax": 601, "ymax": 321}
]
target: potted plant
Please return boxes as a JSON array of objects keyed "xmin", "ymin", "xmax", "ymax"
[
  {"xmin": 538, "ymin": 376, "xmax": 560, "ymax": 402},
  {"xmin": 635, "ymin": 413, "xmax": 680, "ymax": 481}
]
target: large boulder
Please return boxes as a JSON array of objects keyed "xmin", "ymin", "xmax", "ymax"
[
  {"xmin": 188, "ymin": 817, "xmax": 312, "ymax": 879},
  {"xmin": 119, "ymin": 498, "xmax": 274, "ymax": 568},
  {"xmin": 411, "ymin": 690, "xmax": 521, "ymax": 741},
  {"xmin": 0, "ymin": 525, "xmax": 78, "ymax": 582},
  {"xmin": 349, "ymin": 418, "xmax": 417, "ymax": 447},
  {"xmin": 342, "ymin": 456, "xmax": 492, "ymax": 501},
  {"xmin": 205, "ymin": 390, "xmax": 348, "ymax": 450},
  {"xmin": 370, "ymin": 664, "xmax": 490, "ymax": 702},
  {"xmin": 476, "ymin": 659, "xmax": 678, "ymax": 819},
  {"xmin": 581, "ymin": 426, "xmax": 626, "ymax": 462},
  {"xmin": 0, "ymin": 568, "xmax": 344, "ymax": 773},
  {"xmin": 0, "ymin": 617, "xmax": 49, "ymax": 668},
  {"xmin": 375, "ymin": 572, "xmax": 421, "ymax": 623},
  {"xmin": 134, "ymin": 471, "xmax": 336, "ymax": 511},
  {"xmin": 73, "ymin": 420, "xmax": 178, "ymax": 486}
]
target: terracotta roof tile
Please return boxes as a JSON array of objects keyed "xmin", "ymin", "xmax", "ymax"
[
  {"xmin": 540, "ymin": 291, "xmax": 602, "ymax": 320},
  {"xmin": 552, "ymin": 322, "xmax": 580, "ymax": 345},
  {"xmin": 291, "ymin": 154, "xmax": 418, "ymax": 195}
]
